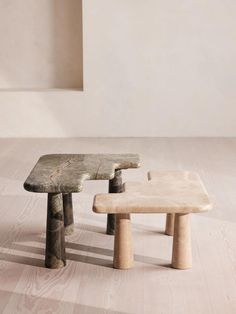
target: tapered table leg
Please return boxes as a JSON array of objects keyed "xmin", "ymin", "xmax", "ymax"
[
  {"xmin": 45, "ymin": 193, "xmax": 66, "ymax": 269},
  {"xmin": 114, "ymin": 214, "xmax": 133, "ymax": 269},
  {"xmin": 172, "ymin": 213, "xmax": 192, "ymax": 269},
  {"xmin": 165, "ymin": 213, "xmax": 175, "ymax": 236},
  {"xmin": 106, "ymin": 170, "xmax": 123, "ymax": 235},
  {"xmin": 63, "ymin": 193, "xmax": 74, "ymax": 236}
]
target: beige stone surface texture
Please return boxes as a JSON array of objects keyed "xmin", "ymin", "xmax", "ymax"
[
  {"xmin": 172, "ymin": 213, "xmax": 192, "ymax": 270},
  {"xmin": 113, "ymin": 214, "xmax": 134, "ymax": 270},
  {"xmin": 93, "ymin": 171, "xmax": 212, "ymax": 214},
  {"xmin": 165, "ymin": 213, "xmax": 175, "ymax": 236}
]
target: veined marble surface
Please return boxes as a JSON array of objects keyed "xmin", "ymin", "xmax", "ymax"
[
  {"xmin": 24, "ymin": 154, "xmax": 140, "ymax": 193},
  {"xmin": 93, "ymin": 171, "xmax": 212, "ymax": 214}
]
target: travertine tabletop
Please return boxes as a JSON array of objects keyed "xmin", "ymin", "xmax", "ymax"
[
  {"xmin": 93, "ymin": 171, "xmax": 212, "ymax": 214},
  {"xmin": 24, "ymin": 154, "xmax": 140, "ymax": 193}
]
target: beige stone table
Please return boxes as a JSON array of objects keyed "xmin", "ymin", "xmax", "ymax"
[
  {"xmin": 93, "ymin": 171, "xmax": 212, "ymax": 270},
  {"xmin": 24, "ymin": 154, "xmax": 140, "ymax": 268}
]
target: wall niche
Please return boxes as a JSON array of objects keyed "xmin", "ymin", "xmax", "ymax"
[{"xmin": 0, "ymin": 0, "xmax": 83, "ymax": 90}]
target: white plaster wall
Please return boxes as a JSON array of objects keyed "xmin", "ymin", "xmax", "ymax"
[{"xmin": 0, "ymin": 0, "xmax": 235, "ymax": 137}]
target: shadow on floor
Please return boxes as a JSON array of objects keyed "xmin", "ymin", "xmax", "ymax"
[
  {"xmin": 0, "ymin": 289, "xmax": 130, "ymax": 314},
  {"xmin": 76, "ymin": 223, "xmax": 106, "ymax": 234},
  {"xmin": 0, "ymin": 233, "xmax": 170, "ymax": 269}
]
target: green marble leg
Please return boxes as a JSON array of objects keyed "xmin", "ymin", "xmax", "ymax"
[
  {"xmin": 45, "ymin": 193, "xmax": 66, "ymax": 269},
  {"xmin": 106, "ymin": 170, "xmax": 123, "ymax": 235},
  {"xmin": 63, "ymin": 193, "xmax": 74, "ymax": 236}
]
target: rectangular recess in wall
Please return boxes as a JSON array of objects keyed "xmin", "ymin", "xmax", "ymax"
[{"xmin": 0, "ymin": 0, "xmax": 83, "ymax": 90}]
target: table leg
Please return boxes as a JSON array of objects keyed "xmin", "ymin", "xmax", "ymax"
[
  {"xmin": 106, "ymin": 169, "xmax": 123, "ymax": 235},
  {"xmin": 114, "ymin": 213, "xmax": 133, "ymax": 269},
  {"xmin": 63, "ymin": 193, "xmax": 74, "ymax": 236},
  {"xmin": 45, "ymin": 193, "xmax": 66, "ymax": 269},
  {"xmin": 165, "ymin": 213, "xmax": 175, "ymax": 236},
  {"xmin": 171, "ymin": 213, "xmax": 192, "ymax": 269}
]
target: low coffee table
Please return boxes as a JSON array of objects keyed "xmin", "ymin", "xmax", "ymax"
[
  {"xmin": 24, "ymin": 154, "xmax": 140, "ymax": 268},
  {"xmin": 93, "ymin": 171, "xmax": 212, "ymax": 270}
]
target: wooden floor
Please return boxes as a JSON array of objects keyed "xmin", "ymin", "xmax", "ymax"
[{"xmin": 0, "ymin": 138, "xmax": 235, "ymax": 314}]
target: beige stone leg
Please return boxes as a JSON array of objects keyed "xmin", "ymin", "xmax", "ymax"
[
  {"xmin": 165, "ymin": 213, "xmax": 175, "ymax": 236},
  {"xmin": 171, "ymin": 213, "xmax": 192, "ymax": 270},
  {"xmin": 114, "ymin": 214, "xmax": 134, "ymax": 270}
]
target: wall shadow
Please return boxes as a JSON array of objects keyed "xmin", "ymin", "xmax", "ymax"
[
  {"xmin": 0, "ymin": 0, "xmax": 83, "ymax": 89},
  {"xmin": 52, "ymin": 0, "xmax": 83, "ymax": 89}
]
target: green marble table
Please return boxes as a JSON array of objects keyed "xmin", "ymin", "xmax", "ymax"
[{"xmin": 24, "ymin": 154, "xmax": 140, "ymax": 268}]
